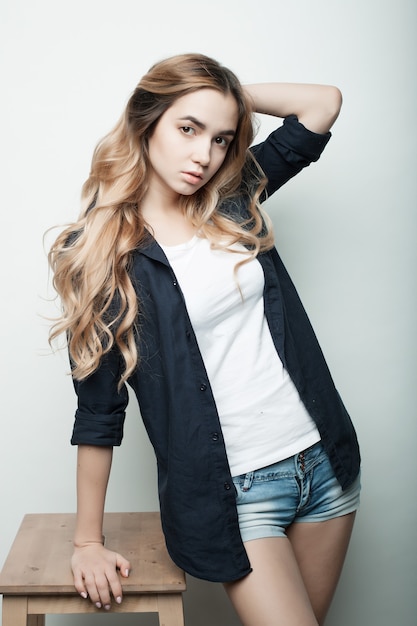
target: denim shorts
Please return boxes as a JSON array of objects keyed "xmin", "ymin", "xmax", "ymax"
[{"xmin": 232, "ymin": 441, "xmax": 361, "ymax": 542}]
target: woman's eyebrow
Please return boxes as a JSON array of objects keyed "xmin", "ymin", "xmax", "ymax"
[{"xmin": 178, "ymin": 116, "xmax": 236, "ymax": 136}]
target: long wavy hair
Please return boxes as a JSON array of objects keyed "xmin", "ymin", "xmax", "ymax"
[{"xmin": 48, "ymin": 53, "xmax": 274, "ymax": 386}]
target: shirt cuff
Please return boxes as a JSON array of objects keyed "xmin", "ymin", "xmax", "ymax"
[
  {"xmin": 71, "ymin": 410, "xmax": 125, "ymax": 446},
  {"xmin": 273, "ymin": 114, "xmax": 331, "ymax": 164}
]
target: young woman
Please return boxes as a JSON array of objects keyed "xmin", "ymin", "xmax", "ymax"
[{"xmin": 49, "ymin": 53, "xmax": 361, "ymax": 625}]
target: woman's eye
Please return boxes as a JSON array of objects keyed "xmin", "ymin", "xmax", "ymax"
[
  {"xmin": 181, "ymin": 126, "xmax": 195, "ymax": 135},
  {"xmin": 214, "ymin": 136, "xmax": 228, "ymax": 147}
]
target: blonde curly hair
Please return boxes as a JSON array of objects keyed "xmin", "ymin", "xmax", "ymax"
[{"xmin": 48, "ymin": 53, "xmax": 273, "ymax": 386}]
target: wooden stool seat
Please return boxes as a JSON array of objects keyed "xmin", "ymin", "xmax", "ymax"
[{"xmin": 0, "ymin": 512, "xmax": 186, "ymax": 625}]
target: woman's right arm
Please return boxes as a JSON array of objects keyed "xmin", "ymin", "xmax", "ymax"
[
  {"xmin": 244, "ymin": 82, "xmax": 342, "ymax": 134},
  {"xmin": 71, "ymin": 445, "xmax": 131, "ymax": 610}
]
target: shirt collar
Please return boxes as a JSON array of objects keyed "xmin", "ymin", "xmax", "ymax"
[{"xmin": 137, "ymin": 233, "xmax": 170, "ymax": 266}]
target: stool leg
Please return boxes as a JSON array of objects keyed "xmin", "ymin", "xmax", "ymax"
[
  {"xmin": 157, "ymin": 593, "xmax": 185, "ymax": 626},
  {"xmin": 2, "ymin": 596, "xmax": 28, "ymax": 626}
]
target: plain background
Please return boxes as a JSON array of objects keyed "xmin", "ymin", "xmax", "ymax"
[{"xmin": 0, "ymin": 0, "xmax": 416, "ymax": 624}]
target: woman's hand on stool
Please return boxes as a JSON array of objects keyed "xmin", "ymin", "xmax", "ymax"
[{"xmin": 71, "ymin": 543, "xmax": 131, "ymax": 610}]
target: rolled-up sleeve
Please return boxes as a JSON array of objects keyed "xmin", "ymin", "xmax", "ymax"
[
  {"xmin": 70, "ymin": 348, "xmax": 129, "ymax": 446},
  {"xmin": 251, "ymin": 115, "xmax": 331, "ymax": 197}
]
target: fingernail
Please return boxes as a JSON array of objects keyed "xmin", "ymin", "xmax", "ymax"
[
  {"xmin": 116, "ymin": 596, "xmax": 122, "ymax": 604},
  {"xmin": 104, "ymin": 604, "xmax": 111, "ymax": 611},
  {"xmin": 125, "ymin": 569, "xmax": 129, "ymax": 577},
  {"xmin": 95, "ymin": 602, "xmax": 102, "ymax": 609},
  {"xmin": 81, "ymin": 592, "xmax": 88, "ymax": 599}
]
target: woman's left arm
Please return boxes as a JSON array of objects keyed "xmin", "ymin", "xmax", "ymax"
[{"xmin": 244, "ymin": 83, "xmax": 342, "ymax": 134}]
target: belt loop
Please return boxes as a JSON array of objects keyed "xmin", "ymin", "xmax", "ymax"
[{"xmin": 242, "ymin": 471, "xmax": 254, "ymax": 492}]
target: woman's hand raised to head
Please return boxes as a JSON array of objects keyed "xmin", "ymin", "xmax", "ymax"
[{"xmin": 71, "ymin": 543, "xmax": 131, "ymax": 610}]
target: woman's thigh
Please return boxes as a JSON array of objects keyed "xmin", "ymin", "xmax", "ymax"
[
  {"xmin": 287, "ymin": 512, "xmax": 356, "ymax": 625},
  {"xmin": 224, "ymin": 536, "xmax": 319, "ymax": 626}
]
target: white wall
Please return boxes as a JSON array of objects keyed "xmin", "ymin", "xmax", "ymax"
[{"xmin": 1, "ymin": 1, "xmax": 416, "ymax": 624}]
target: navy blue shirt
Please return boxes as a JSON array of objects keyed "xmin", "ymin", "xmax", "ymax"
[{"xmin": 71, "ymin": 116, "xmax": 361, "ymax": 582}]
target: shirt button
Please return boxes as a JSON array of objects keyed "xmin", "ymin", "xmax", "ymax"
[
  {"xmin": 200, "ymin": 383, "xmax": 207, "ymax": 391},
  {"xmin": 224, "ymin": 482, "xmax": 231, "ymax": 491},
  {"xmin": 211, "ymin": 432, "xmax": 219, "ymax": 441}
]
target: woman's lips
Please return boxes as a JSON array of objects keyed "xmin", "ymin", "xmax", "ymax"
[{"xmin": 182, "ymin": 171, "xmax": 203, "ymax": 185}]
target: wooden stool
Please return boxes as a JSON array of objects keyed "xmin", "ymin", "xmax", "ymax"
[{"xmin": 0, "ymin": 512, "xmax": 186, "ymax": 626}]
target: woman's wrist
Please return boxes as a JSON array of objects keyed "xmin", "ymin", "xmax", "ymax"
[{"xmin": 73, "ymin": 536, "xmax": 105, "ymax": 548}]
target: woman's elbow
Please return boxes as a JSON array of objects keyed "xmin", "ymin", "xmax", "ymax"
[
  {"xmin": 299, "ymin": 85, "xmax": 343, "ymax": 134},
  {"xmin": 321, "ymin": 85, "xmax": 343, "ymax": 132},
  {"xmin": 328, "ymin": 85, "xmax": 343, "ymax": 122}
]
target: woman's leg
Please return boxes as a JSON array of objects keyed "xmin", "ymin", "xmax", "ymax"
[
  {"xmin": 223, "ymin": 513, "xmax": 356, "ymax": 626},
  {"xmin": 224, "ymin": 536, "xmax": 319, "ymax": 626},
  {"xmin": 286, "ymin": 512, "xmax": 356, "ymax": 625}
]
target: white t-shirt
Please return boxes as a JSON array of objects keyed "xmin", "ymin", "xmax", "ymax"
[{"xmin": 161, "ymin": 235, "xmax": 320, "ymax": 476}]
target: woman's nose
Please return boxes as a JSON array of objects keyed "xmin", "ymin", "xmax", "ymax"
[{"xmin": 192, "ymin": 139, "xmax": 211, "ymax": 166}]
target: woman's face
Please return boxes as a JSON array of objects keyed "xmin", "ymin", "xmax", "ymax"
[{"xmin": 147, "ymin": 88, "xmax": 239, "ymax": 202}]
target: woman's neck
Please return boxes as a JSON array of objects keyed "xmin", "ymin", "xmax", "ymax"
[{"xmin": 140, "ymin": 196, "xmax": 197, "ymax": 246}]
